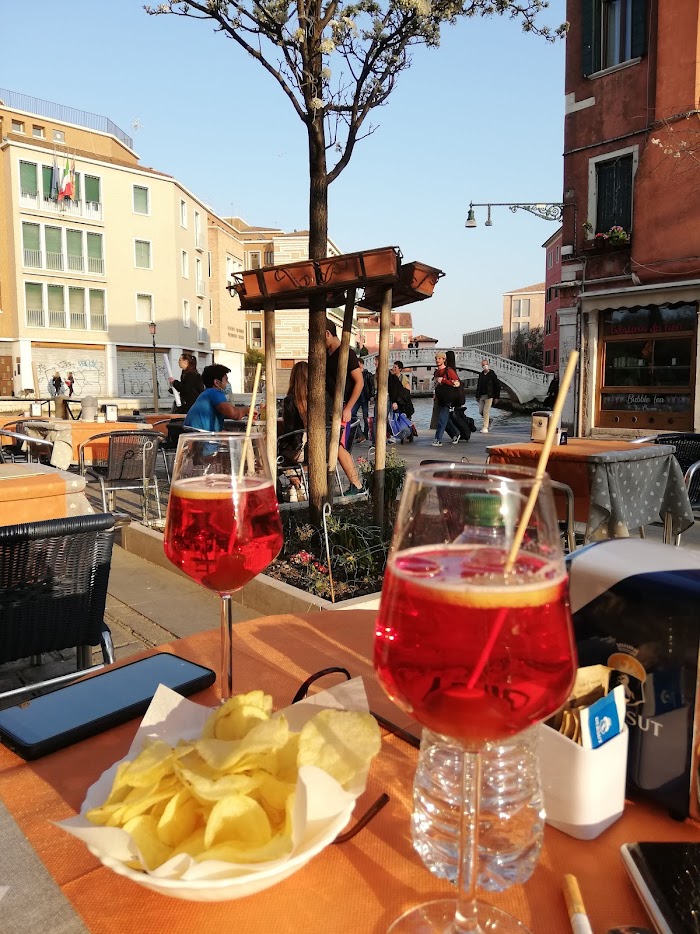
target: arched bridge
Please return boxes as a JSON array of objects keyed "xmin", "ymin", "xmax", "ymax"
[{"xmin": 363, "ymin": 348, "xmax": 549, "ymax": 404}]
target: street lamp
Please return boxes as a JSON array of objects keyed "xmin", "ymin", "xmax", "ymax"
[
  {"xmin": 149, "ymin": 320, "xmax": 158, "ymax": 414},
  {"xmin": 465, "ymin": 201, "xmax": 566, "ymax": 227}
]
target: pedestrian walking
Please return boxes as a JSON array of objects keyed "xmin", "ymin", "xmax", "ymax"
[{"xmin": 475, "ymin": 358, "xmax": 500, "ymax": 433}]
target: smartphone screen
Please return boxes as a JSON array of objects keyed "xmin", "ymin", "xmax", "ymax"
[
  {"xmin": 0, "ymin": 653, "xmax": 215, "ymax": 758},
  {"xmin": 621, "ymin": 841, "xmax": 700, "ymax": 934}
]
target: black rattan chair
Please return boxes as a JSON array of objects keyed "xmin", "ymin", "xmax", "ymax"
[
  {"xmin": 150, "ymin": 418, "xmax": 186, "ymax": 483},
  {"xmin": 78, "ymin": 430, "xmax": 163, "ymax": 525},
  {"xmin": 0, "ymin": 513, "xmax": 116, "ymax": 700}
]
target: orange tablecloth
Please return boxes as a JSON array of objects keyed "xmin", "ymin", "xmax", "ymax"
[
  {"xmin": 0, "ymin": 463, "xmax": 71, "ymax": 525},
  {"xmin": 0, "ymin": 611, "xmax": 698, "ymax": 933},
  {"xmin": 143, "ymin": 414, "xmax": 184, "ymax": 435}
]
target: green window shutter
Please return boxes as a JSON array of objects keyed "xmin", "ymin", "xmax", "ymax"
[
  {"xmin": 20, "ymin": 161, "xmax": 38, "ymax": 195},
  {"xmin": 89, "ymin": 289, "xmax": 105, "ymax": 317},
  {"xmin": 84, "ymin": 175, "xmax": 100, "ymax": 203},
  {"xmin": 48, "ymin": 285, "xmax": 64, "ymax": 313},
  {"xmin": 67, "ymin": 229, "xmax": 82, "ymax": 257},
  {"xmin": 133, "ymin": 186, "xmax": 149, "ymax": 213},
  {"xmin": 581, "ymin": 0, "xmax": 600, "ymax": 77},
  {"xmin": 45, "ymin": 226, "xmax": 62, "ymax": 254},
  {"xmin": 631, "ymin": 0, "xmax": 646, "ymax": 59},
  {"xmin": 25, "ymin": 282, "xmax": 42, "ymax": 307},
  {"xmin": 596, "ymin": 155, "xmax": 633, "ymax": 232},
  {"xmin": 42, "ymin": 165, "xmax": 53, "ymax": 198},
  {"xmin": 22, "ymin": 223, "xmax": 40, "ymax": 251},
  {"xmin": 135, "ymin": 240, "xmax": 151, "ymax": 267},
  {"xmin": 87, "ymin": 232, "xmax": 103, "ymax": 260},
  {"xmin": 74, "ymin": 172, "xmax": 81, "ymax": 202},
  {"xmin": 69, "ymin": 287, "xmax": 85, "ymax": 316}
]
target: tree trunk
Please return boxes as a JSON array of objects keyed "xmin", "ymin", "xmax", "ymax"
[
  {"xmin": 306, "ymin": 118, "xmax": 329, "ymax": 527},
  {"xmin": 373, "ymin": 286, "xmax": 392, "ymax": 528}
]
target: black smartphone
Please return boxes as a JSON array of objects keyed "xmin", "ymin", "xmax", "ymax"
[
  {"xmin": 0, "ymin": 653, "xmax": 216, "ymax": 760},
  {"xmin": 621, "ymin": 841, "xmax": 700, "ymax": 934}
]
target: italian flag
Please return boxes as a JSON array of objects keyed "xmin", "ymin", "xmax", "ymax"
[{"xmin": 58, "ymin": 157, "xmax": 74, "ymax": 201}]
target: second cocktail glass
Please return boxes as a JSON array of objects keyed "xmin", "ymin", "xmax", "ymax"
[
  {"xmin": 374, "ymin": 463, "xmax": 577, "ymax": 933},
  {"xmin": 164, "ymin": 432, "xmax": 283, "ymax": 699}
]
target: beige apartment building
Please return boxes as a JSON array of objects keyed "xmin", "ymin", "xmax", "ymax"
[
  {"xmin": 501, "ymin": 282, "xmax": 545, "ymax": 358},
  {"xmin": 224, "ymin": 218, "xmax": 356, "ymax": 390},
  {"xmin": 0, "ymin": 88, "xmax": 247, "ymax": 402}
]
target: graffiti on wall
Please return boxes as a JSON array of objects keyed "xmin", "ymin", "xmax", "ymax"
[
  {"xmin": 119, "ymin": 358, "xmax": 167, "ymax": 400},
  {"xmin": 36, "ymin": 359, "xmax": 106, "ymax": 397}
]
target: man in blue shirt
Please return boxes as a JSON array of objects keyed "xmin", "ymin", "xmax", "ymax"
[{"xmin": 184, "ymin": 364, "xmax": 254, "ymax": 431}]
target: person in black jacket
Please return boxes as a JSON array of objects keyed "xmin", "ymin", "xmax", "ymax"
[
  {"xmin": 352, "ymin": 358, "xmax": 375, "ymax": 443},
  {"xmin": 475, "ymin": 358, "xmax": 499, "ymax": 433},
  {"xmin": 169, "ymin": 352, "xmax": 204, "ymax": 414}
]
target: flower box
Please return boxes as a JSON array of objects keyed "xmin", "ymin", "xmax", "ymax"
[
  {"xmin": 318, "ymin": 246, "xmax": 401, "ymax": 286},
  {"xmin": 241, "ymin": 261, "xmax": 318, "ymax": 300},
  {"xmin": 399, "ymin": 261, "xmax": 444, "ymax": 297}
]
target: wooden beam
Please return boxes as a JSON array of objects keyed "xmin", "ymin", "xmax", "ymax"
[
  {"xmin": 373, "ymin": 286, "xmax": 392, "ymax": 527},
  {"xmin": 264, "ymin": 304, "xmax": 277, "ymax": 486},
  {"xmin": 327, "ymin": 288, "xmax": 357, "ymax": 486}
]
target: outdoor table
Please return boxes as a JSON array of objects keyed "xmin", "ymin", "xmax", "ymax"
[
  {"xmin": 0, "ymin": 610, "xmax": 698, "ymax": 934},
  {"xmin": 22, "ymin": 419, "xmax": 143, "ymax": 469},
  {"xmin": 487, "ymin": 438, "xmax": 695, "ymax": 543},
  {"xmin": 143, "ymin": 413, "xmax": 184, "ymax": 434},
  {"xmin": 0, "ymin": 463, "xmax": 93, "ymax": 526}
]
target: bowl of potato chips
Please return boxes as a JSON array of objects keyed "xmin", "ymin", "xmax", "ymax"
[{"xmin": 58, "ymin": 682, "xmax": 381, "ymax": 901}]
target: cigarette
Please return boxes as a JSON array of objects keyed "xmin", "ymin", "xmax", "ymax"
[{"xmin": 562, "ymin": 874, "xmax": 594, "ymax": 934}]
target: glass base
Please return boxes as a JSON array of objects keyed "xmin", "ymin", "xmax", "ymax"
[{"xmin": 387, "ymin": 899, "xmax": 532, "ymax": 934}]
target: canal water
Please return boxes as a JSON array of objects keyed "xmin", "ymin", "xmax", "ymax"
[{"xmin": 409, "ymin": 396, "xmax": 532, "ymax": 438}]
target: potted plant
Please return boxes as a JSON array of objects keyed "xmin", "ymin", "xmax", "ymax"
[{"xmin": 583, "ymin": 222, "xmax": 631, "ymax": 248}]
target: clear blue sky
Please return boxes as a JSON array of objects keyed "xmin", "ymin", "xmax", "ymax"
[{"xmin": 3, "ymin": 1, "xmax": 566, "ymax": 346}]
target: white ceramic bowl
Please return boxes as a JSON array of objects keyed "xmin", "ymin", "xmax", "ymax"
[{"xmin": 87, "ymin": 805, "xmax": 354, "ymax": 902}]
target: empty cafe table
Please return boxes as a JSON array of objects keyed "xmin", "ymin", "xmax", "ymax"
[
  {"xmin": 487, "ymin": 438, "xmax": 695, "ymax": 544},
  {"xmin": 0, "ymin": 463, "xmax": 93, "ymax": 526}
]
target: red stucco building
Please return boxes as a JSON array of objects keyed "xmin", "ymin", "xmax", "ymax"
[
  {"xmin": 557, "ymin": 0, "xmax": 700, "ymax": 435},
  {"xmin": 542, "ymin": 228, "xmax": 563, "ymax": 374}
]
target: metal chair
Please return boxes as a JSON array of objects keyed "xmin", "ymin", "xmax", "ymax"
[
  {"xmin": 0, "ymin": 429, "xmax": 55, "ymax": 465},
  {"xmin": 78, "ymin": 430, "xmax": 163, "ymax": 525},
  {"xmin": 0, "ymin": 513, "xmax": 116, "ymax": 701},
  {"xmin": 277, "ymin": 429, "xmax": 309, "ymax": 500},
  {"xmin": 150, "ymin": 418, "xmax": 186, "ymax": 484}
]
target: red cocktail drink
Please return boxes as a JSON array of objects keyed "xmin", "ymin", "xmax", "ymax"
[
  {"xmin": 375, "ymin": 544, "xmax": 575, "ymax": 747},
  {"xmin": 165, "ymin": 475, "xmax": 283, "ymax": 593}
]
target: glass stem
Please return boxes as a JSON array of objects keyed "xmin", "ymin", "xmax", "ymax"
[
  {"xmin": 220, "ymin": 593, "xmax": 234, "ymax": 700},
  {"xmin": 454, "ymin": 748, "xmax": 482, "ymax": 934}
]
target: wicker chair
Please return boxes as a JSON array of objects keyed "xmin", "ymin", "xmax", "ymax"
[
  {"xmin": 0, "ymin": 513, "xmax": 116, "ymax": 701},
  {"xmin": 0, "ymin": 429, "xmax": 55, "ymax": 465},
  {"xmin": 79, "ymin": 430, "xmax": 163, "ymax": 525}
]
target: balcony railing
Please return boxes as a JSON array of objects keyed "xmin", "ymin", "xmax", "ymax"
[
  {"xmin": 19, "ymin": 192, "xmax": 103, "ymax": 222},
  {"xmin": 67, "ymin": 255, "xmax": 84, "ymax": 272},
  {"xmin": 26, "ymin": 307, "xmax": 45, "ymax": 327},
  {"xmin": 70, "ymin": 312, "xmax": 87, "ymax": 329},
  {"xmin": 88, "ymin": 257, "xmax": 104, "ymax": 274},
  {"xmin": 46, "ymin": 252, "xmax": 64, "ymax": 271},
  {"xmin": 90, "ymin": 312, "xmax": 107, "ymax": 330},
  {"xmin": 23, "ymin": 248, "xmax": 42, "ymax": 267},
  {"xmin": 48, "ymin": 309, "xmax": 66, "ymax": 328}
]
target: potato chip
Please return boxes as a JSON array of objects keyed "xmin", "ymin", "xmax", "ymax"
[
  {"xmin": 157, "ymin": 789, "xmax": 201, "ymax": 847},
  {"xmin": 123, "ymin": 815, "xmax": 173, "ymax": 871},
  {"xmin": 120, "ymin": 739, "xmax": 185, "ymax": 788},
  {"xmin": 175, "ymin": 760, "xmax": 260, "ymax": 804},
  {"xmin": 297, "ymin": 710, "xmax": 381, "ymax": 788},
  {"xmin": 195, "ymin": 833, "xmax": 293, "ymax": 865},
  {"xmin": 202, "ymin": 691, "xmax": 273, "ymax": 741},
  {"xmin": 196, "ymin": 717, "xmax": 289, "ymax": 773},
  {"xmin": 204, "ymin": 794, "xmax": 272, "ymax": 850}
]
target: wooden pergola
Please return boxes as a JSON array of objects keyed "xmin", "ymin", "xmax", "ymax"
[{"xmin": 229, "ymin": 246, "xmax": 444, "ymax": 525}]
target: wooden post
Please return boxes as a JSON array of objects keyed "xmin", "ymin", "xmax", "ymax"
[
  {"xmin": 327, "ymin": 288, "xmax": 357, "ymax": 493},
  {"xmin": 307, "ymin": 300, "xmax": 329, "ymax": 526},
  {"xmin": 264, "ymin": 304, "xmax": 277, "ymax": 487},
  {"xmin": 373, "ymin": 286, "xmax": 392, "ymax": 527}
]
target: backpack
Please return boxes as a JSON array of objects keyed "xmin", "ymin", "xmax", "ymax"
[{"xmin": 365, "ymin": 370, "xmax": 376, "ymax": 400}]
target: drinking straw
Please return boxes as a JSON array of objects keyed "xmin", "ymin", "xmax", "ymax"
[
  {"xmin": 238, "ymin": 362, "xmax": 262, "ymax": 482},
  {"xmin": 466, "ymin": 350, "xmax": 579, "ymax": 690}
]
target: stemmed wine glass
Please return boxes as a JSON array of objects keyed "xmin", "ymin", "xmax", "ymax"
[
  {"xmin": 374, "ymin": 463, "xmax": 576, "ymax": 933},
  {"xmin": 164, "ymin": 432, "xmax": 283, "ymax": 699}
]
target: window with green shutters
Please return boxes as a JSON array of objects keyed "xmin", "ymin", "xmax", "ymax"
[
  {"xmin": 595, "ymin": 154, "xmax": 634, "ymax": 233},
  {"xmin": 89, "ymin": 289, "xmax": 106, "ymax": 329},
  {"xmin": 45, "ymin": 226, "xmax": 63, "ymax": 271},
  {"xmin": 133, "ymin": 185, "xmax": 149, "ymax": 214},
  {"xmin": 42, "ymin": 165, "xmax": 54, "ymax": 199},
  {"xmin": 87, "ymin": 233, "xmax": 104, "ymax": 274},
  {"xmin": 22, "ymin": 223, "xmax": 41, "ymax": 267},
  {"xmin": 69, "ymin": 287, "xmax": 86, "ymax": 329},
  {"xmin": 135, "ymin": 240, "xmax": 151, "ymax": 269},
  {"xmin": 19, "ymin": 161, "xmax": 38, "ymax": 196},
  {"xmin": 67, "ymin": 229, "xmax": 84, "ymax": 272},
  {"xmin": 48, "ymin": 285, "xmax": 66, "ymax": 328},
  {"xmin": 84, "ymin": 175, "xmax": 101, "ymax": 205},
  {"xmin": 25, "ymin": 282, "xmax": 44, "ymax": 326},
  {"xmin": 581, "ymin": 0, "xmax": 646, "ymax": 76}
]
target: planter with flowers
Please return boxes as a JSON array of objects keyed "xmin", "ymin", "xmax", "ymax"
[{"xmin": 582, "ymin": 224, "xmax": 631, "ymax": 251}]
